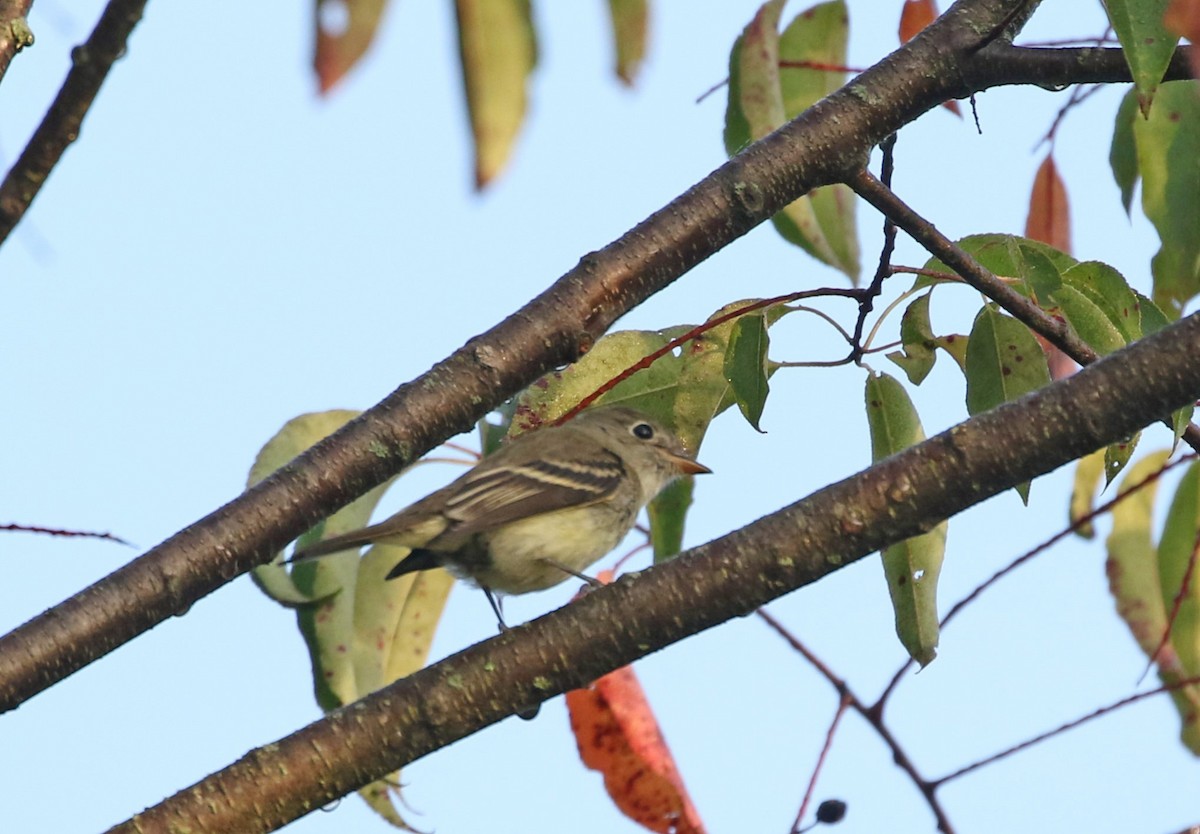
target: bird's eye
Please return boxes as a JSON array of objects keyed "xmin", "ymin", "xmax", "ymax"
[{"xmin": 632, "ymin": 422, "xmax": 655, "ymax": 440}]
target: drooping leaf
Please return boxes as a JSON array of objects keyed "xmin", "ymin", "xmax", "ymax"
[
  {"xmin": 1130, "ymin": 81, "xmax": 1200, "ymax": 317},
  {"xmin": 1110, "ymin": 88, "xmax": 1140, "ymax": 215},
  {"xmin": 865, "ymin": 373, "xmax": 945, "ymax": 666},
  {"xmin": 1153, "ymin": 460, "xmax": 1200, "ymax": 752},
  {"xmin": 724, "ymin": 312, "xmax": 770, "ymax": 431},
  {"xmin": 1070, "ymin": 449, "xmax": 1107, "ymax": 539},
  {"xmin": 249, "ymin": 411, "xmax": 452, "ymax": 829},
  {"xmin": 1105, "ymin": 431, "xmax": 1141, "ymax": 485},
  {"xmin": 965, "ymin": 306, "xmax": 1051, "ymax": 503},
  {"xmin": 726, "ymin": 1, "xmax": 859, "ymax": 279},
  {"xmin": 567, "ymin": 575, "xmax": 708, "ymax": 834},
  {"xmin": 606, "ymin": 0, "xmax": 649, "ymax": 85},
  {"xmin": 1104, "ymin": 451, "xmax": 1200, "ymax": 752},
  {"xmin": 313, "ymin": 0, "xmax": 390, "ymax": 94},
  {"xmin": 1025, "ymin": 154, "xmax": 1071, "ymax": 254},
  {"xmin": 454, "ymin": 0, "xmax": 538, "ymax": 189},
  {"xmin": 1105, "ymin": 0, "xmax": 1180, "ymax": 114},
  {"xmin": 647, "ymin": 478, "xmax": 695, "ymax": 563}
]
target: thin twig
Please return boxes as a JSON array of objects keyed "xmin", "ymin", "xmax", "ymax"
[
  {"xmin": 757, "ymin": 608, "xmax": 957, "ymax": 834},
  {"xmin": 1140, "ymin": 526, "xmax": 1200, "ymax": 684},
  {"xmin": 931, "ymin": 676, "xmax": 1200, "ymax": 787},
  {"xmin": 0, "ymin": 0, "xmax": 148, "ymax": 245},
  {"xmin": 1, "ymin": 522, "xmax": 132, "ymax": 547}
]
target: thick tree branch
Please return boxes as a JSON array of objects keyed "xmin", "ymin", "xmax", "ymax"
[
  {"xmin": 0, "ymin": 0, "xmax": 147, "ymax": 243},
  {"xmin": 0, "ymin": 0, "xmax": 34, "ymax": 85},
  {"xmin": 0, "ymin": 0, "xmax": 1048, "ymax": 713},
  {"xmin": 108, "ymin": 312, "xmax": 1200, "ymax": 834}
]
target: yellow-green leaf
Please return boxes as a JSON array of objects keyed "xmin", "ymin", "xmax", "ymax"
[
  {"xmin": 726, "ymin": 1, "xmax": 859, "ymax": 279},
  {"xmin": 606, "ymin": 0, "xmax": 648, "ymax": 85},
  {"xmin": 1129, "ymin": 81, "xmax": 1200, "ymax": 317},
  {"xmin": 1070, "ymin": 449, "xmax": 1106, "ymax": 539},
  {"xmin": 865, "ymin": 372, "xmax": 944, "ymax": 666},
  {"xmin": 454, "ymin": 0, "xmax": 537, "ymax": 189}
]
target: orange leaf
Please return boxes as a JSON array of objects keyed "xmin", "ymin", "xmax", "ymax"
[
  {"xmin": 566, "ymin": 570, "xmax": 705, "ymax": 834},
  {"xmin": 567, "ymin": 668, "xmax": 706, "ymax": 834},
  {"xmin": 898, "ymin": 1, "xmax": 960, "ymax": 115},
  {"xmin": 313, "ymin": 0, "xmax": 390, "ymax": 95},
  {"xmin": 1164, "ymin": 0, "xmax": 1200, "ymax": 79},
  {"xmin": 1025, "ymin": 154, "xmax": 1072, "ymax": 254},
  {"xmin": 898, "ymin": 0, "xmax": 936, "ymax": 43}
]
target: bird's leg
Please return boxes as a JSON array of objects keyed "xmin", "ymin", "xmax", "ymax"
[
  {"xmin": 483, "ymin": 587, "xmax": 508, "ymax": 631},
  {"xmin": 541, "ymin": 558, "xmax": 604, "ymax": 589}
]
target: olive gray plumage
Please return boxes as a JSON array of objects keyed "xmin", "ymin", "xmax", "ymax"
[{"xmin": 291, "ymin": 405, "xmax": 710, "ymax": 625}]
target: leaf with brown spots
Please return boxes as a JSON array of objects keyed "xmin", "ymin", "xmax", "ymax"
[{"xmin": 567, "ymin": 572, "xmax": 706, "ymax": 834}]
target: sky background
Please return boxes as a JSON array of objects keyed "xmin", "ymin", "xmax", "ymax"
[{"xmin": 2, "ymin": 1, "xmax": 1196, "ymax": 833}]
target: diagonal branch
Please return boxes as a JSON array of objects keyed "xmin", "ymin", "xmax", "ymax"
[
  {"xmin": 106, "ymin": 310, "xmax": 1200, "ymax": 834},
  {"xmin": 0, "ymin": 0, "xmax": 147, "ymax": 243},
  {"xmin": 0, "ymin": 0, "xmax": 1049, "ymax": 713}
]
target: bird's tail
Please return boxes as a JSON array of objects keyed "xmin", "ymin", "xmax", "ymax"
[{"xmin": 289, "ymin": 527, "xmax": 381, "ymax": 562}]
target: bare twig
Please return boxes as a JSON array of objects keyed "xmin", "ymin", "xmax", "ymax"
[
  {"xmin": 0, "ymin": 0, "xmax": 148, "ymax": 245},
  {"xmin": 1, "ymin": 522, "xmax": 132, "ymax": 546}
]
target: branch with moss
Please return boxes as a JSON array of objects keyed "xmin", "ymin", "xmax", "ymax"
[{"xmin": 106, "ymin": 309, "xmax": 1200, "ymax": 834}]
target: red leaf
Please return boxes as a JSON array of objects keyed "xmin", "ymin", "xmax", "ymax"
[
  {"xmin": 313, "ymin": 0, "xmax": 390, "ymax": 95},
  {"xmin": 1165, "ymin": 0, "xmax": 1200, "ymax": 80},
  {"xmin": 566, "ymin": 572, "xmax": 705, "ymax": 834},
  {"xmin": 898, "ymin": 0, "xmax": 936, "ymax": 43},
  {"xmin": 1025, "ymin": 154, "xmax": 1072, "ymax": 254}
]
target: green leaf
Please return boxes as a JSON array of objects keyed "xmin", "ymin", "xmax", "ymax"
[
  {"xmin": 647, "ymin": 478, "xmax": 695, "ymax": 563},
  {"xmin": 1105, "ymin": 0, "xmax": 1180, "ymax": 114},
  {"xmin": 865, "ymin": 372, "xmax": 944, "ymax": 666},
  {"xmin": 887, "ymin": 293, "xmax": 937, "ymax": 385},
  {"xmin": 1060, "ymin": 260, "xmax": 1142, "ymax": 342},
  {"xmin": 516, "ymin": 301, "xmax": 786, "ymax": 560},
  {"xmin": 724, "ymin": 312, "xmax": 770, "ymax": 431},
  {"xmin": 1018, "ymin": 243, "xmax": 1064, "ymax": 303},
  {"xmin": 454, "ymin": 0, "xmax": 537, "ymax": 189},
  {"xmin": 1110, "ymin": 88, "xmax": 1140, "ymax": 215},
  {"xmin": 919, "ymin": 234, "xmax": 1077, "ymax": 292},
  {"xmin": 1070, "ymin": 449, "xmax": 1106, "ymax": 539},
  {"xmin": 965, "ymin": 306, "xmax": 1051, "ymax": 502},
  {"xmin": 1136, "ymin": 290, "xmax": 1171, "ymax": 336},
  {"xmin": 726, "ymin": 1, "xmax": 859, "ymax": 279},
  {"xmin": 1049, "ymin": 285, "xmax": 1127, "ymax": 357},
  {"xmin": 606, "ymin": 0, "xmax": 648, "ymax": 85},
  {"xmin": 1104, "ymin": 431, "xmax": 1141, "ymax": 485},
  {"xmin": 888, "ymin": 293, "xmax": 967, "ymax": 384},
  {"xmin": 1131, "ymin": 80, "xmax": 1200, "ymax": 317}
]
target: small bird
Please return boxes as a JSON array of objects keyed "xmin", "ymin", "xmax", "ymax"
[{"xmin": 292, "ymin": 404, "xmax": 710, "ymax": 626}]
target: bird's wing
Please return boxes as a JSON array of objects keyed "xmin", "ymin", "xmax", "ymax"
[{"xmin": 441, "ymin": 450, "xmax": 626, "ymax": 537}]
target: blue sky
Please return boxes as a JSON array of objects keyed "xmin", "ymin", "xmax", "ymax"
[{"xmin": 1, "ymin": 2, "xmax": 1196, "ymax": 833}]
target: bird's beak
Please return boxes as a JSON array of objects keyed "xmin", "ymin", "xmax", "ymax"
[{"xmin": 672, "ymin": 456, "xmax": 712, "ymax": 476}]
